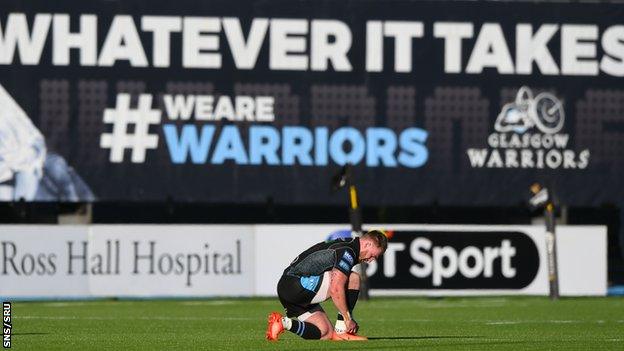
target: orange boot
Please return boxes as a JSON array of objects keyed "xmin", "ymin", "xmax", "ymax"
[{"xmin": 265, "ymin": 312, "xmax": 285, "ymax": 341}]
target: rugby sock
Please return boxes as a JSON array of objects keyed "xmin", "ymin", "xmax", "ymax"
[
  {"xmin": 281, "ymin": 317, "xmax": 292, "ymax": 330},
  {"xmin": 336, "ymin": 289, "xmax": 360, "ymax": 321},
  {"xmin": 282, "ymin": 317, "xmax": 321, "ymax": 339}
]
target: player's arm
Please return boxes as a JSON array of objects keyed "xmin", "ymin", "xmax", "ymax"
[
  {"xmin": 329, "ymin": 268, "xmax": 349, "ymax": 317},
  {"xmin": 329, "ymin": 268, "xmax": 357, "ymax": 332}
]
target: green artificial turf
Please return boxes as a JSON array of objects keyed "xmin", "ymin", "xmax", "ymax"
[{"xmin": 8, "ymin": 297, "xmax": 624, "ymax": 350}]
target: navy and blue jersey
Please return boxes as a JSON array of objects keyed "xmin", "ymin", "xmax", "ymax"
[{"xmin": 285, "ymin": 237, "xmax": 360, "ymax": 278}]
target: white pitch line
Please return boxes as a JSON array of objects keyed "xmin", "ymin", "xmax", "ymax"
[
  {"xmin": 379, "ymin": 318, "xmax": 621, "ymax": 325},
  {"xmin": 368, "ymin": 301, "xmax": 519, "ymax": 309},
  {"xmin": 18, "ymin": 316, "xmax": 624, "ymax": 325},
  {"xmin": 41, "ymin": 303, "xmax": 92, "ymax": 307},
  {"xmin": 375, "ymin": 318, "xmax": 433, "ymax": 323},
  {"xmin": 18, "ymin": 316, "xmax": 258, "ymax": 321},
  {"xmin": 483, "ymin": 320, "xmax": 614, "ymax": 325},
  {"xmin": 179, "ymin": 301, "xmax": 236, "ymax": 306}
]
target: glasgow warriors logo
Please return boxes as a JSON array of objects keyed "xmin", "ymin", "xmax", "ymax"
[
  {"xmin": 494, "ymin": 86, "xmax": 565, "ymax": 134},
  {"xmin": 466, "ymin": 86, "xmax": 590, "ymax": 170}
]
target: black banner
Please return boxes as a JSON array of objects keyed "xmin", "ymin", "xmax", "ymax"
[
  {"xmin": 368, "ymin": 230, "xmax": 540, "ymax": 290},
  {"xmin": 0, "ymin": 0, "xmax": 623, "ymax": 205}
]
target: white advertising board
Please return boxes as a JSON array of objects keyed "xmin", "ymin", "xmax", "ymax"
[
  {"xmin": 253, "ymin": 224, "xmax": 607, "ymax": 297},
  {"xmin": 0, "ymin": 224, "xmax": 607, "ymax": 298},
  {"xmin": 1, "ymin": 225, "xmax": 255, "ymax": 298},
  {"xmin": 87, "ymin": 225, "xmax": 255, "ymax": 297},
  {"xmin": 0, "ymin": 226, "xmax": 90, "ymax": 298}
]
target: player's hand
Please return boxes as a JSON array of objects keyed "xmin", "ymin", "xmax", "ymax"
[
  {"xmin": 345, "ymin": 319, "xmax": 359, "ymax": 334},
  {"xmin": 351, "ymin": 319, "xmax": 359, "ymax": 334}
]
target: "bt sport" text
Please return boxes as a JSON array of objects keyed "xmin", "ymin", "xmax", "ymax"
[{"xmin": 380, "ymin": 238, "xmax": 517, "ymax": 286}]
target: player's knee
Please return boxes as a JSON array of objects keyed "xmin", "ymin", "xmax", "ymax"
[{"xmin": 348, "ymin": 272, "xmax": 361, "ymax": 290}]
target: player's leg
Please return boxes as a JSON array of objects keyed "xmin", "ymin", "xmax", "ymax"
[
  {"xmin": 276, "ymin": 305, "xmax": 335, "ymax": 340},
  {"xmin": 268, "ymin": 304, "xmax": 330, "ymax": 340},
  {"xmin": 294, "ymin": 309, "xmax": 334, "ymax": 340},
  {"xmin": 268, "ymin": 274, "xmax": 329, "ymax": 340},
  {"xmin": 335, "ymin": 268, "xmax": 361, "ymax": 333}
]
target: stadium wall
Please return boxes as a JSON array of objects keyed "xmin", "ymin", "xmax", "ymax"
[
  {"xmin": 1, "ymin": 0, "xmax": 623, "ymax": 208},
  {"xmin": 0, "ymin": 224, "xmax": 606, "ymax": 299}
]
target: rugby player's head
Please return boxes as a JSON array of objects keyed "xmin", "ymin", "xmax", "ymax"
[{"xmin": 359, "ymin": 230, "xmax": 388, "ymax": 263}]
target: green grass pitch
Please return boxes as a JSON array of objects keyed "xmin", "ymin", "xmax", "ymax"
[{"xmin": 9, "ymin": 297, "xmax": 624, "ymax": 350}]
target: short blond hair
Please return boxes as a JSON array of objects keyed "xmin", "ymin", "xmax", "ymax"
[{"xmin": 362, "ymin": 230, "xmax": 388, "ymax": 252}]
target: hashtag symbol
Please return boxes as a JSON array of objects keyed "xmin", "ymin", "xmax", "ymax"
[{"xmin": 100, "ymin": 94, "xmax": 162, "ymax": 163}]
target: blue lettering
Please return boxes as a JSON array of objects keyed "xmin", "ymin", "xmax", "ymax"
[
  {"xmin": 398, "ymin": 128, "xmax": 428, "ymax": 167},
  {"xmin": 314, "ymin": 127, "xmax": 329, "ymax": 166},
  {"xmin": 211, "ymin": 125, "xmax": 248, "ymax": 164},
  {"xmin": 366, "ymin": 128, "xmax": 398, "ymax": 167},
  {"xmin": 163, "ymin": 124, "xmax": 428, "ymax": 168},
  {"xmin": 249, "ymin": 126, "xmax": 280, "ymax": 165},
  {"xmin": 329, "ymin": 127, "xmax": 365, "ymax": 165},
  {"xmin": 163, "ymin": 124, "xmax": 215, "ymax": 164},
  {"xmin": 282, "ymin": 127, "xmax": 313, "ymax": 165}
]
